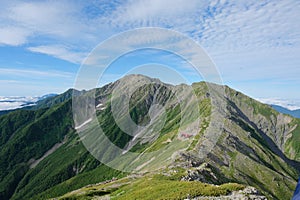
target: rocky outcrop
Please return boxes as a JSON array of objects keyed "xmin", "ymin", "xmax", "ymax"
[
  {"xmin": 181, "ymin": 163, "xmax": 228, "ymax": 185},
  {"xmin": 192, "ymin": 186, "xmax": 267, "ymax": 200}
]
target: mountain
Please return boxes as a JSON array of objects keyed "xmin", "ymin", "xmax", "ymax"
[
  {"xmin": 0, "ymin": 74, "xmax": 299, "ymax": 200},
  {"xmin": 271, "ymin": 104, "xmax": 300, "ymax": 119},
  {"xmin": 39, "ymin": 94, "xmax": 58, "ymax": 100}
]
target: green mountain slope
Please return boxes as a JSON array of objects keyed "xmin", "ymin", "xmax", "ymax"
[{"xmin": 0, "ymin": 75, "xmax": 299, "ymax": 200}]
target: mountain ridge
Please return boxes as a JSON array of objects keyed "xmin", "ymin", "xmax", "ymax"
[{"xmin": 0, "ymin": 74, "xmax": 299, "ymax": 199}]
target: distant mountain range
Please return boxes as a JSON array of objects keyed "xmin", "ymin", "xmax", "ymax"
[
  {"xmin": 0, "ymin": 75, "xmax": 299, "ymax": 200},
  {"xmin": 271, "ymin": 104, "xmax": 300, "ymax": 119},
  {"xmin": 293, "ymin": 179, "xmax": 300, "ymax": 200}
]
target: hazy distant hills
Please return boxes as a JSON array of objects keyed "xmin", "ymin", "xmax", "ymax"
[
  {"xmin": 0, "ymin": 75, "xmax": 299, "ymax": 200},
  {"xmin": 271, "ymin": 104, "xmax": 300, "ymax": 119}
]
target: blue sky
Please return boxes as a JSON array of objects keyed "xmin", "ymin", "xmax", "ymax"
[{"xmin": 0, "ymin": 0, "xmax": 299, "ymax": 103}]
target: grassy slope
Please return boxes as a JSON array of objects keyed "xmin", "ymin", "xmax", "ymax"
[
  {"xmin": 6, "ymin": 100, "xmax": 127, "ymax": 199},
  {"xmin": 218, "ymin": 118, "xmax": 297, "ymax": 199},
  {"xmin": 0, "ymin": 100, "xmax": 74, "ymax": 200},
  {"xmin": 225, "ymin": 86, "xmax": 300, "ymax": 162},
  {"xmin": 56, "ymin": 172, "xmax": 245, "ymax": 200},
  {"xmin": 285, "ymin": 118, "xmax": 300, "ymax": 160},
  {"xmin": 0, "ymin": 79, "xmax": 299, "ymax": 199},
  {"xmin": 217, "ymin": 86, "xmax": 299, "ymax": 199},
  {"xmin": 2, "ymin": 82, "xmax": 176, "ymax": 199}
]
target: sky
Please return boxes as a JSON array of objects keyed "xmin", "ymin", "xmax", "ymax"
[{"xmin": 0, "ymin": 0, "xmax": 299, "ymax": 106}]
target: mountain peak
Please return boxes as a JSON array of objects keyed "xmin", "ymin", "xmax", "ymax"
[{"xmin": 0, "ymin": 75, "xmax": 299, "ymax": 200}]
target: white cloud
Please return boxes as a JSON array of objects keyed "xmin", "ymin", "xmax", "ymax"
[
  {"xmin": 93, "ymin": 0, "xmax": 300, "ymax": 88},
  {"xmin": 199, "ymin": 1, "xmax": 300, "ymax": 50},
  {"xmin": 0, "ymin": 96, "xmax": 40, "ymax": 111},
  {"xmin": 80, "ymin": 27, "xmax": 221, "ymax": 85},
  {"xmin": 256, "ymin": 98, "xmax": 300, "ymax": 111},
  {"xmin": 0, "ymin": 101, "xmax": 29, "ymax": 111},
  {"xmin": 0, "ymin": 0, "xmax": 299, "ymax": 100},
  {"xmin": 1, "ymin": 0, "xmax": 299, "ymax": 57},
  {"xmin": 27, "ymin": 45, "xmax": 87, "ymax": 64},
  {"xmin": 106, "ymin": 0, "xmax": 207, "ymax": 29},
  {"xmin": 0, "ymin": 68, "xmax": 73, "ymax": 78},
  {"xmin": 0, "ymin": 1, "xmax": 98, "ymax": 46},
  {"xmin": 0, "ymin": 27, "xmax": 30, "ymax": 46},
  {"xmin": 0, "ymin": 96, "xmax": 37, "ymax": 102},
  {"xmin": 101, "ymin": 0, "xmax": 299, "ymax": 52},
  {"xmin": 1, "ymin": 0, "xmax": 299, "ymax": 64}
]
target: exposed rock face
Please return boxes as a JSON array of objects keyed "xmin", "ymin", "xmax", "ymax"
[
  {"xmin": 193, "ymin": 186, "xmax": 267, "ymax": 200},
  {"xmin": 225, "ymin": 87, "xmax": 300, "ymax": 163},
  {"xmin": 1, "ymin": 75, "xmax": 299, "ymax": 200},
  {"xmin": 181, "ymin": 163, "xmax": 227, "ymax": 185}
]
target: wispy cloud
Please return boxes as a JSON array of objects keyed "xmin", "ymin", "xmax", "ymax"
[
  {"xmin": 0, "ymin": 78, "xmax": 72, "ymax": 96},
  {"xmin": 0, "ymin": 68, "xmax": 73, "ymax": 78},
  {"xmin": 200, "ymin": 1, "xmax": 300, "ymax": 50},
  {"xmin": 0, "ymin": 0, "xmax": 299, "ymax": 99},
  {"xmin": 0, "ymin": 101, "xmax": 32, "ymax": 111},
  {"xmin": 91, "ymin": 0, "xmax": 300, "ymax": 90},
  {"xmin": 79, "ymin": 28, "xmax": 221, "ymax": 86},
  {"xmin": 103, "ymin": 0, "xmax": 207, "ymax": 31},
  {"xmin": 0, "ymin": 27, "xmax": 31, "ymax": 46},
  {"xmin": 27, "ymin": 45, "xmax": 87, "ymax": 64},
  {"xmin": 0, "ymin": 96, "xmax": 39, "ymax": 111},
  {"xmin": 0, "ymin": 1, "xmax": 103, "ymax": 47},
  {"xmin": 2, "ymin": 0, "xmax": 300, "ymax": 66}
]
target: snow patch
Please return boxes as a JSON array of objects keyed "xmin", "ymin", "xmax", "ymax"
[
  {"xmin": 75, "ymin": 118, "xmax": 92, "ymax": 129},
  {"xmin": 96, "ymin": 103, "xmax": 103, "ymax": 108}
]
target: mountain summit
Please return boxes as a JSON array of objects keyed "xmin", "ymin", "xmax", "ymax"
[{"xmin": 0, "ymin": 75, "xmax": 299, "ymax": 199}]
